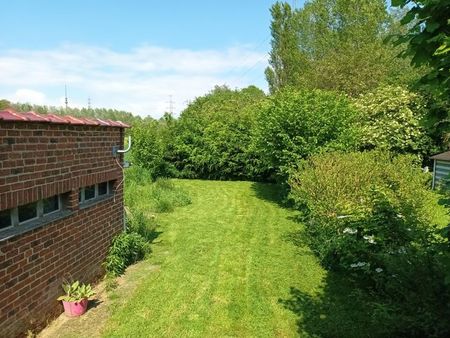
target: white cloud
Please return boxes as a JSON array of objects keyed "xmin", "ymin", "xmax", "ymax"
[
  {"xmin": 12, "ymin": 89, "xmax": 46, "ymax": 105},
  {"xmin": 0, "ymin": 44, "xmax": 268, "ymax": 117}
]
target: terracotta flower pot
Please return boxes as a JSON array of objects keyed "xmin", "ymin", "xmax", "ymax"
[{"xmin": 62, "ymin": 298, "xmax": 89, "ymax": 317}]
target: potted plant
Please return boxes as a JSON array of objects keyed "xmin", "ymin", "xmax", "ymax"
[{"xmin": 57, "ymin": 280, "xmax": 96, "ymax": 317}]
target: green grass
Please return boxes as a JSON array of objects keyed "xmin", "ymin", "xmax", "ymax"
[{"xmin": 102, "ymin": 180, "xmax": 325, "ymax": 337}]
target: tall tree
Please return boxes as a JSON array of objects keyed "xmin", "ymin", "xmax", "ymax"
[
  {"xmin": 391, "ymin": 0, "xmax": 450, "ymax": 149},
  {"xmin": 265, "ymin": 0, "xmax": 419, "ymax": 96},
  {"xmin": 392, "ymin": 0, "xmax": 450, "ymax": 96},
  {"xmin": 265, "ymin": 2, "xmax": 307, "ymax": 93}
]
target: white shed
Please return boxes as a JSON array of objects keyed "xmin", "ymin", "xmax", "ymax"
[{"xmin": 431, "ymin": 151, "xmax": 450, "ymax": 189}]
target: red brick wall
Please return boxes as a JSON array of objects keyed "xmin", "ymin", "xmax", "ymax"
[{"xmin": 0, "ymin": 121, "xmax": 125, "ymax": 337}]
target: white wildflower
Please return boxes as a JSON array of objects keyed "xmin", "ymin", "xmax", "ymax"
[
  {"xmin": 363, "ymin": 235, "xmax": 376, "ymax": 244},
  {"xmin": 350, "ymin": 262, "xmax": 368, "ymax": 268},
  {"xmin": 375, "ymin": 268, "xmax": 383, "ymax": 273},
  {"xmin": 397, "ymin": 247, "xmax": 406, "ymax": 254},
  {"xmin": 343, "ymin": 228, "xmax": 357, "ymax": 234}
]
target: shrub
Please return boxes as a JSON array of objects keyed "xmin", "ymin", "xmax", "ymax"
[
  {"xmin": 130, "ymin": 118, "xmax": 178, "ymax": 179},
  {"xmin": 354, "ymin": 85, "xmax": 433, "ymax": 155},
  {"xmin": 104, "ymin": 233, "xmax": 150, "ymax": 277},
  {"xmin": 289, "ymin": 150, "xmax": 450, "ymax": 336},
  {"xmin": 255, "ymin": 88, "xmax": 359, "ymax": 180},
  {"xmin": 169, "ymin": 85, "xmax": 267, "ymax": 180},
  {"xmin": 290, "ymin": 151, "xmax": 438, "ymax": 267}
]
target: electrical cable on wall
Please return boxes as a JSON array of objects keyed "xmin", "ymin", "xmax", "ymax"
[{"xmin": 112, "ymin": 136, "xmax": 132, "ymax": 202}]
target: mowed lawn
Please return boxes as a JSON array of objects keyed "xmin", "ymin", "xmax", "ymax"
[{"xmin": 103, "ymin": 180, "xmax": 325, "ymax": 337}]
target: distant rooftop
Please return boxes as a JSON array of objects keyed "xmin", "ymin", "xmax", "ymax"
[{"xmin": 0, "ymin": 109, "xmax": 130, "ymax": 128}]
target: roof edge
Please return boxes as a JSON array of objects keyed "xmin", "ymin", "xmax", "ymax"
[
  {"xmin": 430, "ymin": 151, "xmax": 450, "ymax": 161},
  {"xmin": 0, "ymin": 109, "xmax": 130, "ymax": 128}
]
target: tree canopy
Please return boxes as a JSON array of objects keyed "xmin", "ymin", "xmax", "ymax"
[
  {"xmin": 265, "ymin": 0, "xmax": 420, "ymax": 96},
  {"xmin": 392, "ymin": 0, "xmax": 450, "ymax": 96}
]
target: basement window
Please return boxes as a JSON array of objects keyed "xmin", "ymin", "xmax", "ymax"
[
  {"xmin": 84, "ymin": 185, "xmax": 96, "ymax": 201},
  {"xmin": 79, "ymin": 181, "xmax": 114, "ymax": 205},
  {"xmin": 18, "ymin": 202, "xmax": 38, "ymax": 223},
  {"xmin": 43, "ymin": 195, "xmax": 60, "ymax": 215},
  {"xmin": 98, "ymin": 182, "xmax": 108, "ymax": 196},
  {"xmin": 0, "ymin": 194, "xmax": 66, "ymax": 240},
  {"xmin": 0, "ymin": 209, "xmax": 12, "ymax": 230}
]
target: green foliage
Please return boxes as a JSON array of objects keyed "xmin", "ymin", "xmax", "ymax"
[
  {"xmin": 125, "ymin": 207, "xmax": 157, "ymax": 241},
  {"xmin": 266, "ymin": 0, "xmax": 420, "ymax": 96},
  {"xmin": 104, "ymin": 232, "xmax": 150, "ymax": 277},
  {"xmin": 57, "ymin": 281, "xmax": 95, "ymax": 302},
  {"xmin": 124, "ymin": 165, "xmax": 152, "ymax": 186},
  {"xmin": 108, "ymin": 168, "xmax": 191, "ymax": 278},
  {"xmin": 168, "ymin": 85, "xmax": 267, "ymax": 180},
  {"xmin": 0, "ymin": 99, "xmax": 11, "ymax": 110},
  {"xmin": 265, "ymin": 2, "xmax": 306, "ymax": 92},
  {"xmin": 420, "ymin": 90, "xmax": 450, "ymax": 150},
  {"xmin": 290, "ymin": 150, "xmax": 450, "ymax": 336},
  {"xmin": 255, "ymin": 88, "xmax": 359, "ymax": 180},
  {"xmin": 392, "ymin": 0, "xmax": 450, "ymax": 96},
  {"xmin": 354, "ymin": 85, "xmax": 433, "ymax": 154},
  {"xmin": 129, "ymin": 86, "xmax": 266, "ymax": 181},
  {"xmin": 130, "ymin": 118, "xmax": 177, "ymax": 179}
]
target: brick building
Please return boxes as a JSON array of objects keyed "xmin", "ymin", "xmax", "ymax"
[{"xmin": 0, "ymin": 109, "xmax": 129, "ymax": 337}]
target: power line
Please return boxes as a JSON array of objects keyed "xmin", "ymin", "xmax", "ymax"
[{"xmin": 221, "ymin": 35, "xmax": 271, "ymax": 81}]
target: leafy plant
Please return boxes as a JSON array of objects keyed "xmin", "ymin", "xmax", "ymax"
[
  {"xmin": 57, "ymin": 281, "xmax": 95, "ymax": 302},
  {"xmin": 392, "ymin": 0, "xmax": 450, "ymax": 96},
  {"xmin": 164, "ymin": 85, "xmax": 267, "ymax": 180},
  {"xmin": 125, "ymin": 206, "xmax": 157, "ymax": 241},
  {"xmin": 130, "ymin": 117, "xmax": 178, "ymax": 179},
  {"xmin": 255, "ymin": 88, "xmax": 359, "ymax": 180},
  {"xmin": 354, "ymin": 85, "xmax": 433, "ymax": 155},
  {"xmin": 104, "ymin": 233, "xmax": 150, "ymax": 277},
  {"xmin": 265, "ymin": 0, "xmax": 419, "ymax": 96}
]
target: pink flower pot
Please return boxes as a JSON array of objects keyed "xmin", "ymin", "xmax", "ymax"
[{"xmin": 62, "ymin": 299, "xmax": 89, "ymax": 317}]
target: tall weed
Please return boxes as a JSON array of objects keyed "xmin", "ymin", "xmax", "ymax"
[{"xmin": 104, "ymin": 233, "xmax": 150, "ymax": 277}]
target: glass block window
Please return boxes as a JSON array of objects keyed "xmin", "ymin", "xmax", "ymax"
[
  {"xmin": 43, "ymin": 196, "xmax": 60, "ymax": 214},
  {"xmin": 0, "ymin": 209, "xmax": 12, "ymax": 230},
  {"xmin": 18, "ymin": 202, "xmax": 38, "ymax": 223},
  {"xmin": 98, "ymin": 182, "xmax": 108, "ymax": 196},
  {"xmin": 84, "ymin": 185, "xmax": 96, "ymax": 200},
  {"xmin": 79, "ymin": 181, "xmax": 113, "ymax": 205},
  {"xmin": 0, "ymin": 194, "xmax": 67, "ymax": 236}
]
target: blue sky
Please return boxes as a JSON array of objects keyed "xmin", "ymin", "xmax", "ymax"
[{"xmin": 0, "ymin": 1, "xmax": 304, "ymax": 117}]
